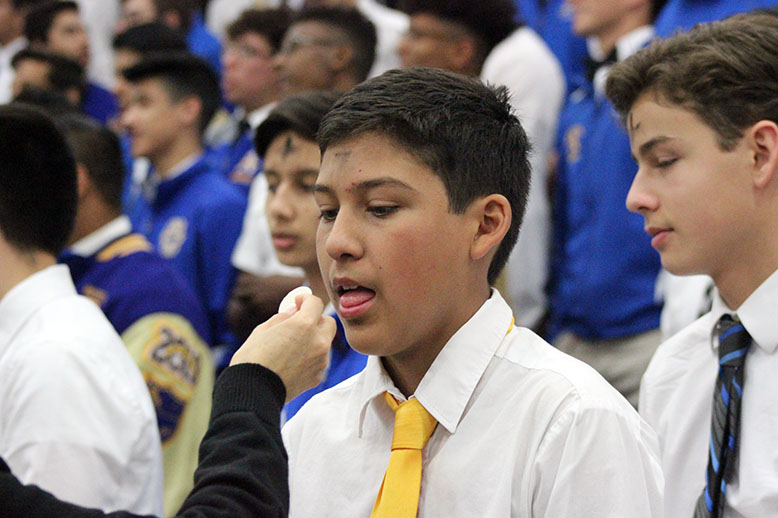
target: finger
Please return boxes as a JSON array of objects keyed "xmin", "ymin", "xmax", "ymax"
[
  {"xmin": 257, "ymin": 309, "xmax": 295, "ymax": 329},
  {"xmin": 293, "ymin": 294, "xmax": 325, "ymax": 322},
  {"xmin": 318, "ymin": 314, "xmax": 338, "ymax": 341}
]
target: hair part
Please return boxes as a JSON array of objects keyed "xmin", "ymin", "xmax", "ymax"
[
  {"xmin": 255, "ymin": 90, "xmax": 342, "ymax": 158},
  {"xmin": 606, "ymin": 13, "xmax": 778, "ymax": 151},
  {"xmin": 318, "ymin": 67, "xmax": 531, "ymax": 284},
  {"xmin": 122, "ymin": 51, "xmax": 221, "ymax": 134},
  {"xmin": 294, "ymin": 6, "xmax": 377, "ymax": 83},
  {"xmin": 0, "ymin": 103, "xmax": 77, "ymax": 255}
]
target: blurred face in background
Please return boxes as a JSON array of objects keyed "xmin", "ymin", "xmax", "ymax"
[
  {"xmin": 222, "ymin": 32, "xmax": 280, "ymax": 112},
  {"xmin": 117, "ymin": 0, "xmax": 157, "ymax": 32},
  {"xmin": 47, "ymin": 9, "xmax": 90, "ymax": 68},
  {"xmin": 265, "ymin": 130, "xmax": 322, "ymax": 273}
]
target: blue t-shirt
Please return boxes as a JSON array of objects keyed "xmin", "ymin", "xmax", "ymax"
[{"xmin": 126, "ymin": 155, "xmax": 246, "ymax": 355}]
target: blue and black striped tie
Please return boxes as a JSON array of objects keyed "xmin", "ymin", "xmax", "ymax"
[{"xmin": 694, "ymin": 314, "xmax": 751, "ymax": 518}]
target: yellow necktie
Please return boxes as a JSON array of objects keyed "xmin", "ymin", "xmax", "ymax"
[{"xmin": 371, "ymin": 392, "xmax": 438, "ymax": 518}]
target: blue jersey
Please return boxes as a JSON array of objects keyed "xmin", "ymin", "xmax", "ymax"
[
  {"xmin": 82, "ymin": 82, "xmax": 118, "ymax": 124},
  {"xmin": 655, "ymin": 0, "xmax": 778, "ymax": 37},
  {"xmin": 126, "ymin": 155, "xmax": 246, "ymax": 352},
  {"xmin": 548, "ymin": 82, "xmax": 662, "ymax": 340},
  {"xmin": 61, "ymin": 231, "xmax": 211, "ymax": 343},
  {"xmin": 187, "ymin": 13, "xmax": 222, "ymax": 76},
  {"xmin": 60, "ymin": 230, "xmax": 215, "ymax": 514},
  {"xmin": 284, "ymin": 315, "xmax": 367, "ymax": 420},
  {"xmin": 210, "ymin": 129, "xmax": 262, "ymax": 196}
]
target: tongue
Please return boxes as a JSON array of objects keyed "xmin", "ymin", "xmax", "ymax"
[{"xmin": 340, "ymin": 288, "xmax": 375, "ymax": 308}]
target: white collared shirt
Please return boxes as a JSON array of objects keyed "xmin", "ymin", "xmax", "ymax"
[
  {"xmin": 640, "ymin": 267, "xmax": 778, "ymax": 517},
  {"xmin": 0, "ymin": 36, "xmax": 26, "ymax": 104},
  {"xmin": 284, "ymin": 290, "xmax": 663, "ymax": 517},
  {"xmin": 0, "ymin": 265, "xmax": 163, "ymax": 514},
  {"xmin": 357, "ymin": 0, "xmax": 408, "ymax": 77}
]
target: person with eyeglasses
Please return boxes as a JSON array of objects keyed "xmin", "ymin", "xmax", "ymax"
[
  {"xmin": 272, "ymin": 6, "xmax": 376, "ymax": 98},
  {"xmin": 224, "ymin": 5, "xmax": 378, "ymax": 343},
  {"xmin": 218, "ymin": 7, "xmax": 291, "ymax": 194}
]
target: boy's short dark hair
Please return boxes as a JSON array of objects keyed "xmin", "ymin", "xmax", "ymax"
[
  {"xmin": 122, "ymin": 52, "xmax": 221, "ymax": 134},
  {"xmin": 226, "ymin": 7, "xmax": 292, "ymax": 52},
  {"xmin": 12, "ymin": 47, "xmax": 85, "ymax": 96},
  {"xmin": 255, "ymin": 90, "xmax": 341, "ymax": 158},
  {"xmin": 55, "ymin": 114, "xmax": 125, "ymax": 213},
  {"xmin": 318, "ymin": 67, "xmax": 530, "ymax": 285},
  {"xmin": 24, "ymin": 0, "xmax": 78, "ymax": 44},
  {"xmin": 294, "ymin": 6, "xmax": 377, "ymax": 83},
  {"xmin": 606, "ymin": 13, "xmax": 778, "ymax": 151},
  {"xmin": 399, "ymin": 0, "xmax": 517, "ymax": 60},
  {"xmin": 112, "ymin": 21, "xmax": 187, "ymax": 54},
  {"xmin": 0, "ymin": 103, "xmax": 77, "ymax": 255},
  {"xmin": 13, "ymin": 86, "xmax": 79, "ymax": 117},
  {"xmin": 155, "ymin": 0, "xmax": 198, "ymax": 33}
]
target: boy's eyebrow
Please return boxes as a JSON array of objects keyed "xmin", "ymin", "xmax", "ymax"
[
  {"xmin": 314, "ymin": 177, "xmax": 417, "ymax": 195},
  {"xmin": 294, "ymin": 169, "xmax": 320, "ymax": 180},
  {"xmin": 636, "ymin": 136, "xmax": 672, "ymax": 159}
]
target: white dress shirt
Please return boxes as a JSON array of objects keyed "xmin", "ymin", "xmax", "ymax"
[
  {"xmin": 284, "ymin": 290, "xmax": 663, "ymax": 517},
  {"xmin": 481, "ymin": 27, "xmax": 564, "ymax": 328},
  {"xmin": 656, "ymin": 269, "xmax": 715, "ymax": 340},
  {"xmin": 0, "ymin": 36, "xmax": 26, "ymax": 104},
  {"xmin": 357, "ymin": 0, "xmax": 408, "ymax": 77},
  {"xmin": 0, "ymin": 265, "xmax": 163, "ymax": 514},
  {"xmin": 640, "ymin": 267, "xmax": 778, "ymax": 518}
]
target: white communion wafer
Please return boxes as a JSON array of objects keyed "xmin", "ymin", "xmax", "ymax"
[{"xmin": 278, "ymin": 286, "xmax": 313, "ymax": 313}]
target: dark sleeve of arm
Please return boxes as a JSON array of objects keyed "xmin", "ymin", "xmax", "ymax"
[
  {"xmin": 0, "ymin": 364, "xmax": 288, "ymax": 518},
  {"xmin": 0, "ymin": 461, "xmax": 154, "ymax": 518},
  {"xmin": 177, "ymin": 363, "xmax": 289, "ymax": 518}
]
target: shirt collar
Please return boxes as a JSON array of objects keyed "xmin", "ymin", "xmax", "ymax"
[
  {"xmin": 588, "ymin": 25, "xmax": 654, "ymax": 96},
  {"xmin": 354, "ymin": 289, "xmax": 514, "ymax": 435},
  {"xmin": 247, "ymin": 102, "xmax": 276, "ymax": 130},
  {"xmin": 0, "ymin": 37, "xmax": 26, "ymax": 61},
  {"xmin": 159, "ymin": 152, "xmax": 202, "ymax": 182},
  {"xmin": 67, "ymin": 216, "xmax": 131, "ymax": 257},
  {"xmin": 0, "ymin": 265, "xmax": 76, "ymax": 356},
  {"xmin": 719, "ymin": 268, "xmax": 778, "ymax": 355}
]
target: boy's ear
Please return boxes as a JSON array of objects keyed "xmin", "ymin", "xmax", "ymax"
[
  {"xmin": 76, "ymin": 163, "xmax": 91, "ymax": 201},
  {"xmin": 470, "ymin": 194, "xmax": 511, "ymax": 262},
  {"xmin": 449, "ymin": 35, "xmax": 477, "ymax": 73},
  {"xmin": 328, "ymin": 44, "xmax": 353, "ymax": 74},
  {"xmin": 748, "ymin": 120, "xmax": 778, "ymax": 189},
  {"xmin": 176, "ymin": 96, "xmax": 202, "ymax": 129}
]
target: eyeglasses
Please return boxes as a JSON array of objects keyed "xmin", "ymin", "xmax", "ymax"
[
  {"xmin": 224, "ymin": 41, "xmax": 272, "ymax": 60},
  {"xmin": 278, "ymin": 35, "xmax": 339, "ymax": 55}
]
